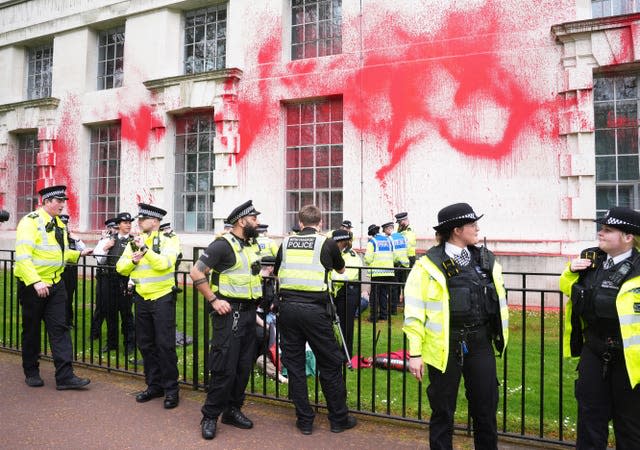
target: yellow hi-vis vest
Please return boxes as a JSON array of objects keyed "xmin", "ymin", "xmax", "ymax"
[
  {"xmin": 364, "ymin": 234, "xmax": 394, "ymax": 277},
  {"xmin": 279, "ymin": 233, "xmax": 328, "ymax": 292},
  {"xmin": 15, "ymin": 209, "xmax": 80, "ymax": 285},
  {"xmin": 213, "ymin": 233, "xmax": 262, "ymax": 300},
  {"xmin": 330, "ymin": 248, "xmax": 362, "ymax": 296},
  {"xmin": 560, "ymin": 264, "xmax": 640, "ymax": 388},
  {"xmin": 401, "ymin": 227, "xmax": 417, "ymax": 257},
  {"xmin": 116, "ymin": 230, "xmax": 180, "ymax": 300},
  {"xmin": 402, "ymin": 254, "xmax": 509, "ymax": 373},
  {"xmin": 256, "ymin": 235, "xmax": 278, "ymax": 258}
]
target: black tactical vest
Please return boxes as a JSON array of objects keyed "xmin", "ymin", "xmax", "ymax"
[{"xmin": 427, "ymin": 246, "xmax": 498, "ymax": 328}]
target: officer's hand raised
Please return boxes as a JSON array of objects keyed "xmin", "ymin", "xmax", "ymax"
[{"xmin": 570, "ymin": 258, "xmax": 592, "ymax": 272}]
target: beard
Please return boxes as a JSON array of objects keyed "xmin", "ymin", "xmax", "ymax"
[{"xmin": 244, "ymin": 223, "xmax": 259, "ymax": 239}]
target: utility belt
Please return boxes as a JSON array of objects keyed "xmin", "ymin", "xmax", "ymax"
[
  {"xmin": 584, "ymin": 328, "xmax": 623, "ymax": 380},
  {"xmin": 449, "ymin": 323, "xmax": 489, "ymax": 367},
  {"xmin": 223, "ymin": 298, "xmax": 259, "ymax": 312}
]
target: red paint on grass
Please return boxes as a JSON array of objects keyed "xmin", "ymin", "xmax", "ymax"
[{"xmin": 119, "ymin": 105, "xmax": 165, "ymax": 152}]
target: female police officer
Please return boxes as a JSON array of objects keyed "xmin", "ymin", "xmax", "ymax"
[
  {"xmin": 403, "ymin": 203, "xmax": 508, "ymax": 450},
  {"xmin": 560, "ymin": 206, "xmax": 640, "ymax": 449}
]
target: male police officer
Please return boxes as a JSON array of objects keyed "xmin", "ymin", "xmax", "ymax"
[
  {"xmin": 395, "ymin": 212, "xmax": 417, "ymax": 267},
  {"xmin": 330, "ymin": 229, "xmax": 362, "ymax": 356},
  {"xmin": 560, "ymin": 206, "xmax": 640, "ymax": 449},
  {"xmin": 275, "ymin": 205, "xmax": 357, "ymax": 435},
  {"xmin": 94, "ymin": 212, "xmax": 135, "ymax": 354},
  {"xmin": 364, "ymin": 224, "xmax": 395, "ymax": 321},
  {"xmin": 116, "ymin": 203, "xmax": 181, "ymax": 409},
  {"xmin": 256, "ymin": 223, "xmax": 278, "ymax": 258},
  {"xmin": 384, "ymin": 221, "xmax": 409, "ymax": 315},
  {"xmin": 15, "ymin": 185, "xmax": 92, "ymax": 389},
  {"xmin": 190, "ymin": 200, "xmax": 262, "ymax": 440}
]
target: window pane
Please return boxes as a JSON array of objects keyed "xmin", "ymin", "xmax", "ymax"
[
  {"xmin": 596, "ymin": 185, "xmax": 616, "ymax": 210},
  {"xmin": 595, "ymin": 129, "xmax": 615, "ymax": 155},
  {"xmin": 89, "ymin": 124, "xmax": 121, "ymax": 229},
  {"xmin": 617, "ymin": 128, "xmax": 637, "ymax": 154},
  {"xmin": 618, "ymin": 184, "xmax": 635, "ymax": 208},
  {"xmin": 594, "ymin": 103, "xmax": 614, "ymax": 129},
  {"xmin": 594, "ymin": 77, "xmax": 614, "ymax": 101},
  {"xmin": 615, "ymin": 76, "xmax": 637, "ymax": 100},
  {"xmin": 618, "ymin": 155, "xmax": 639, "ymax": 180},
  {"xmin": 596, "ymin": 156, "xmax": 616, "ymax": 181}
]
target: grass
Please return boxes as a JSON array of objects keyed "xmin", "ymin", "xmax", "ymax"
[{"xmin": 0, "ymin": 268, "xmax": 580, "ymax": 444}]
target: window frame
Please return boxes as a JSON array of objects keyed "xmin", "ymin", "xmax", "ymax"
[
  {"xmin": 26, "ymin": 43, "xmax": 53, "ymax": 100},
  {"xmin": 284, "ymin": 97, "xmax": 344, "ymax": 230},
  {"xmin": 183, "ymin": 4, "xmax": 227, "ymax": 75},
  {"xmin": 97, "ymin": 26, "xmax": 125, "ymax": 90},
  {"xmin": 291, "ymin": 0, "xmax": 342, "ymax": 61},
  {"xmin": 16, "ymin": 133, "xmax": 39, "ymax": 217},
  {"xmin": 88, "ymin": 124, "xmax": 121, "ymax": 230},
  {"xmin": 593, "ymin": 73, "xmax": 640, "ymax": 216},
  {"xmin": 173, "ymin": 112, "xmax": 216, "ymax": 233}
]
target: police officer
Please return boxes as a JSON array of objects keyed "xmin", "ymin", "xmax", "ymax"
[
  {"xmin": 364, "ymin": 224, "xmax": 395, "ymax": 321},
  {"xmin": 404, "ymin": 203, "xmax": 509, "ymax": 450},
  {"xmin": 116, "ymin": 203, "xmax": 181, "ymax": 409},
  {"xmin": 560, "ymin": 206, "xmax": 640, "ymax": 449},
  {"xmin": 395, "ymin": 212, "xmax": 417, "ymax": 267},
  {"xmin": 256, "ymin": 223, "xmax": 278, "ymax": 258},
  {"xmin": 275, "ymin": 204, "xmax": 357, "ymax": 435},
  {"xmin": 326, "ymin": 219, "xmax": 354, "ymax": 239},
  {"xmin": 190, "ymin": 200, "xmax": 262, "ymax": 440},
  {"xmin": 91, "ymin": 217, "xmax": 119, "ymax": 341},
  {"xmin": 384, "ymin": 221, "xmax": 409, "ymax": 315},
  {"xmin": 59, "ymin": 214, "xmax": 87, "ymax": 327},
  {"xmin": 15, "ymin": 185, "xmax": 92, "ymax": 389},
  {"xmin": 330, "ymin": 229, "xmax": 363, "ymax": 356},
  {"xmin": 94, "ymin": 212, "xmax": 135, "ymax": 354}
]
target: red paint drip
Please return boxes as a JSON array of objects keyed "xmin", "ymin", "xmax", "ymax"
[
  {"xmin": 119, "ymin": 105, "xmax": 165, "ymax": 152},
  {"xmin": 50, "ymin": 96, "xmax": 80, "ymax": 218}
]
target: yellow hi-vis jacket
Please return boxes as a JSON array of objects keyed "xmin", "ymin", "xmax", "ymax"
[
  {"xmin": 116, "ymin": 230, "xmax": 180, "ymax": 300},
  {"xmin": 330, "ymin": 248, "xmax": 362, "ymax": 296},
  {"xmin": 364, "ymin": 234, "xmax": 394, "ymax": 277},
  {"xmin": 560, "ymin": 264, "xmax": 640, "ymax": 388},
  {"xmin": 279, "ymin": 233, "xmax": 328, "ymax": 292},
  {"xmin": 256, "ymin": 235, "xmax": 278, "ymax": 258},
  {"xmin": 15, "ymin": 209, "xmax": 80, "ymax": 285},
  {"xmin": 401, "ymin": 227, "xmax": 417, "ymax": 258},
  {"xmin": 212, "ymin": 234, "xmax": 262, "ymax": 300},
  {"xmin": 402, "ymin": 253, "xmax": 509, "ymax": 373}
]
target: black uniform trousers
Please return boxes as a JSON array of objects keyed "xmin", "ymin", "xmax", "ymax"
[
  {"xmin": 279, "ymin": 300, "xmax": 348, "ymax": 427},
  {"xmin": 575, "ymin": 344, "xmax": 640, "ymax": 449},
  {"xmin": 427, "ymin": 327, "xmax": 498, "ymax": 450},
  {"xmin": 202, "ymin": 303, "xmax": 256, "ymax": 418},
  {"xmin": 18, "ymin": 280, "xmax": 75, "ymax": 383},
  {"xmin": 369, "ymin": 276, "xmax": 395, "ymax": 320},
  {"xmin": 90, "ymin": 270, "xmax": 109, "ymax": 339},
  {"xmin": 134, "ymin": 292, "xmax": 179, "ymax": 395},
  {"xmin": 334, "ymin": 283, "xmax": 360, "ymax": 356},
  {"xmin": 61, "ymin": 264, "xmax": 78, "ymax": 327},
  {"xmin": 105, "ymin": 274, "xmax": 134, "ymax": 350}
]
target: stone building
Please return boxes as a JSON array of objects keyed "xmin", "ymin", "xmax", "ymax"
[{"xmin": 0, "ymin": 0, "xmax": 638, "ymax": 272}]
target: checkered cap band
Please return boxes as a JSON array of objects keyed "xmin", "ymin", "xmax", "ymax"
[
  {"xmin": 332, "ymin": 233, "xmax": 351, "ymax": 242},
  {"xmin": 602, "ymin": 216, "xmax": 638, "ymax": 229},
  {"xmin": 436, "ymin": 212, "xmax": 477, "ymax": 226},
  {"xmin": 41, "ymin": 188, "xmax": 66, "ymax": 200},
  {"xmin": 138, "ymin": 207, "xmax": 164, "ymax": 219},
  {"xmin": 228, "ymin": 205, "xmax": 259, "ymax": 224}
]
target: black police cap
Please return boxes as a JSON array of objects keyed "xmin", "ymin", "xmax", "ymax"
[
  {"xmin": 39, "ymin": 185, "xmax": 68, "ymax": 201},
  {"xmin": 595, "ymin": 206, "xmax": 640, "ymax": 235},
  {"xmin": 395, "ymin": 212, "xmax": 408, "ymax": 222},
  {"xmin": 368, "ymin": 224, "xmax": 379, "ymax": 236},
  {"xmin": 433, "ymin": 203, "xmax": 483, "ymax": 232},
  {"xmin": 136, "ymin": 203, "xmax": 167, "ymax": 220},
  {"xmin": 115, "ymin": 212, "xmax": 133, "ymax": 223},
  {"xmin": 226, "ymin": 200, "xmax": 260, "ymax": 224},
  {"xmin": 332, "ymin": 229, "xmax": 352, "ymax": 242}
]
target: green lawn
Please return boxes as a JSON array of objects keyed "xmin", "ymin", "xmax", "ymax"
[{"xmin": 0, "ymin": 268, "xmax": 579, "ymax": 443}]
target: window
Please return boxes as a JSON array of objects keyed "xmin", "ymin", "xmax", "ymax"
[
  {"xmin": 184, "ymin": 5, "xmax": 226, "ymax": 74},
  {"xmin": 593, "ymin": 75, "xmax": 640, "ymax": 216},
  {"xmin": 174, "ymin": 113, "xmax": 215, "ymax": 232},
  {"xmin": 592, "ymin": 0, "xmax": 639, "ymax": 17},
  {"xmin": 89, "ymin": 125, "xmax": 121, "ymax": 229},
  {"xmin": 27, "ymin": 43, "xmax": 53, "ymax": 99},
  {"xmin": 291, "ymin": 0, "xmax": 341, "ymax": 60},
  {"xmin": 285, "ymin": 98, "xmax": 343, "ymax": 229},
  {"xmin": 16, "ymin": 133, "xmax": 39, "ymax": 217},
  {"xmin": 97, "ymin": 26, "xmax": 125, "ymax": 90}
]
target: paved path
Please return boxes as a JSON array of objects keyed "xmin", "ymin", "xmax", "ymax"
[{"xmin": 0, "ymin": 350, "xmax": 545, "ymax": 449}]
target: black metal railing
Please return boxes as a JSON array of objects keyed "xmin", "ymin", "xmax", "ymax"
[{"xmin": 0, "ymin": 250, "xmax": 575, "ymax": 447}]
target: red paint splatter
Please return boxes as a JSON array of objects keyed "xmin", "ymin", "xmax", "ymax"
[
  {"xmin": 119, "ymin": 105, "xmax": 165, "ymax": 152},
  {"xmin": 50, "ymin": 95, "xmax": 80, "ymax": 219},
  {"xmin": 235, "ymin": 0, "xmax": 574, "ymax": 181}
]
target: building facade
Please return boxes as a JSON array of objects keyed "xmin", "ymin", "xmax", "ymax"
[{"xmin": 0, "ymin": 0, "xmax": 639, "ymax": 271}]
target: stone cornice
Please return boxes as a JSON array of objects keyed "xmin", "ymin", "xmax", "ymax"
[
  {"xmin": 551, "ymin": 12, "xmax": 640, "ymax": 40},
  {"xmin": 143, "ymin": 68, "xmax": 243, "ymax": 91},
  {"xmin": 0, "ymin": 96, "xmax": 59, "ymax": 113}
]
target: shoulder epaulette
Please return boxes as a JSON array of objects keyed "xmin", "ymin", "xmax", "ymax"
[{"xmin": 27, "ymin": 212, "xmax": 39, "ymax": 219}]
